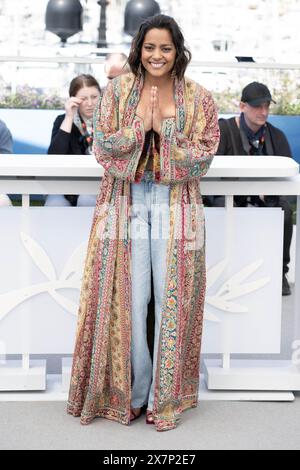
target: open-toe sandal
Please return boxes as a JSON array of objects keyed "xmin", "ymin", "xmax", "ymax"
[
  {"xmin": 130, "ymin": 408, "xmax": 142, "ymax": 422},
  {"xmin": 146, "ymin": 410, "xmax": 155, "ymax": 425}
]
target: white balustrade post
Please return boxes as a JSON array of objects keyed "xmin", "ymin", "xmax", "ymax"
[
  {"xmin": 222, "ymin": 195, "xmax": 234, "ymax": 369},
  {"xmin": 21, "ymin": 194, "xmax": 30, "ymax": 371},
  {"xmin": 294, "ymin": 196, "xmax": 300, "ymax": 352}
]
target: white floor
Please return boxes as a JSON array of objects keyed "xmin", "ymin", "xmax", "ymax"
[
  {"xmin": 0, "ymin": 284, "xmax": 298, "ymax": 450},
  {"xmin": 0, "ymin": 374, "xmax": 295, "ymax": 403},
  {"xmin": 1, "ymin": 396, "xmax": 300, "ymax": 450}
]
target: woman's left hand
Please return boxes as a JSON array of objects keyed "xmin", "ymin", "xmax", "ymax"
[{"xmin": 151, "ymin": 86, "xmax": 163, "ymax": 134}]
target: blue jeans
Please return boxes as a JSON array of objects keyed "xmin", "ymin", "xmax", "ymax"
[{"xmin": 130, "ymin": 172, "xmax": 170, "ymax": 411}]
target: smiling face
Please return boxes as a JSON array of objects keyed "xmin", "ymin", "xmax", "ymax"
[
  {"xmin": 141, "ymin": 28, "xmax": 176, "ymax": 79},
  {"xmin": 75, "ymin": 86, "xmax": 101, "ymax": 120}
]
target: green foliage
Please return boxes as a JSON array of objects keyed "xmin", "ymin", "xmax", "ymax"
[
  {"xmin": 272, "ymin": 74, "xmax": 300, "ymax": 115},
  {"xmin": 214, "ymin": 73, "xmax": 300, "ymax": 115},
  {"xmin": 0, "ymin": 85, "xmax": 64, "ymax": 109},
  {"xmin": 1, "ymin": 74, "xmax": 300, "ymax": 115},
  {"xmin": 214, "ymin": 89, "xmax": 240, "ymax": 114}
]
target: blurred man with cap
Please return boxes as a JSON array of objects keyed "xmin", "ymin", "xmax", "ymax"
[
  {"xmin": 208, "ymin": 81, "xmax": 293, "ymax": 295},
  {"xmin": 218, "ymin": 82, "xmax": 289, "ymax": 158}
]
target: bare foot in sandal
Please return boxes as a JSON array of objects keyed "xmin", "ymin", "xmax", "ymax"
[
  {"xmin": 130, "ymin": 408, "xmax": 142, "ymax": 422},
  {"xmin": 146, "ymin": 410, "xmax": 155, "ymax": 424}
]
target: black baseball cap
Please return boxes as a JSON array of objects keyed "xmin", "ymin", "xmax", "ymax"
[{"xmin": 241, "ymin": 82, "xmax": 276, "ymax": 106}]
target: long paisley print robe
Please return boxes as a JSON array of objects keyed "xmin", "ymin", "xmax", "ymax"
[{"xmin": 67, "ymin": 72, "xmax": 220, "ymax": 431}]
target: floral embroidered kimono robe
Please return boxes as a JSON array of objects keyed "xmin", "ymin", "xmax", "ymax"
[{"xmin": 67, "ymin": 72, "xmax": 220, "ymax": 431}]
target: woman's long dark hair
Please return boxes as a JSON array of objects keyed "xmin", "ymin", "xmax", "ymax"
[{"xmin": 128, "ymin": 15, "xmax": 191, "ymax": 81}]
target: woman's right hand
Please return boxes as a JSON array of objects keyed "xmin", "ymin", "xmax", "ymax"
[
  {"xmin": 60, "ymin": 97, "xmax": 83, "ymax": 133},
  {"xmin": 143, "ymin": 106, "xmax": 153, "ymax": 133},
  {"xmin": 65, "ymin": 97, "xmax": 83, "ymax": 118},
  {"xmin": 143, "ymin": 97, "xmax": 153, "ymax": 132}
]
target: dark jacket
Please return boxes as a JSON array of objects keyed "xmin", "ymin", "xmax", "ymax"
[
  {"xmin": 48, "ymin": 114, "xmax": 88, "ymax": 155},
  {"xmin": 0, "ymin": 119, "xmax": 13, "ymax": 154},
  {"xmin": 217, "ymin": 117, "xmax": 292, "ymax": 158},
  {"xmin": 48, "ymin": 114, "xmax": 89, "ymax": 205},
  {"xmin": 216, "ymin": 117, "xmax": 292, "ymax": 207}
]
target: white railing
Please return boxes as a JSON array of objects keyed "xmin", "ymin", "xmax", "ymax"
[
  {"xmin": 1, "ymin": 56, "xmax": 300, "ymax": 70},
  {"xmin": 0, "ymin": 154, "xmax": 300, "ymax": 400}
]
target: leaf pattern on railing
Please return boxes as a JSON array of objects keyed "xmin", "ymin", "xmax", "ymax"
[
  {"xmin": 59, "ymin": 241, "xmax": 87, "ymax": 281},
  {"xmin": 21, "ymin": 231, "xmax": 56, "ymax": 281},
  {"xmin": 49, "ymin": 290, "xmax": 78, "ymax": 316},
  {"xmin": 206, "ymin": 258, "xmax": 227, "ymax": 290},
  {"xmin": 0, "ymin": 233, "xmax": 87, "ymax": 321},
  {"xmin": 205, "ymin": 259, "xmax": 271, "ymax": 315},
  {"xmin": 0, "ymin": 234, "xmax": 270, "ymax": 324},
  {"xmin": 216, "ymin": 260, "xmax": 264, "ymax": 297}
]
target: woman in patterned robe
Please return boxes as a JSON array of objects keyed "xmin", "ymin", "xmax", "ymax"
[{"xmin": 67, "ymin": 14, "xmax": 220, "ymax": 432}]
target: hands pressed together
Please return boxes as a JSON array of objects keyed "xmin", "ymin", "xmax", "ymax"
[{"xmin": 143, "ymin": 86, "xmax": 163, "ymax": 134}]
